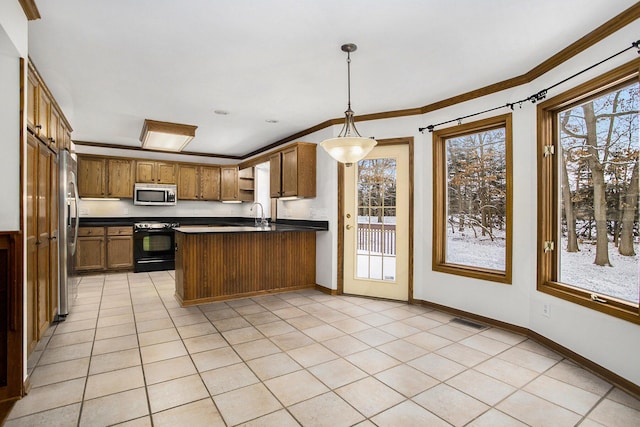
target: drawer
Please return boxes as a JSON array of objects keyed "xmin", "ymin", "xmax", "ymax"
[
  {"xmin": 78, "ymin": 226, "xmax": 105, "ymax": 237},
  {"xmin": 107, "ymin": 226, "xmax": 133, "ymax": 236}
]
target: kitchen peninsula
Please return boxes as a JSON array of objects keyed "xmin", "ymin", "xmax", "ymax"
[{"xmin": 174, "ymin": 221, "xmax": 327, "ymax": 305}]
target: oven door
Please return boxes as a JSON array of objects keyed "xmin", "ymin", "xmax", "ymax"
[{"xmin": 133, "ymin": 229, "xmax": 176, "ymax": 272}]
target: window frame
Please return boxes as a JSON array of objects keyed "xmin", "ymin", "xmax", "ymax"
[
  {"xmin": 537, "ymin": 59, "xmax": 640, "ymax": 324},
  {"xmin": 432, "ymin": 113, "xmax": 513, "ymax": 284}
]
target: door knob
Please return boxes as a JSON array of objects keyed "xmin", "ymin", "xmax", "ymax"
[{"xmin": 346, "ymin": 225, "xmax": 353, "ymax": 230}]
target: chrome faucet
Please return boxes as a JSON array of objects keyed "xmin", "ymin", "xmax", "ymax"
[{"xmin": 250, "ymin": 202, "xmax": 268, "ymax": 227}]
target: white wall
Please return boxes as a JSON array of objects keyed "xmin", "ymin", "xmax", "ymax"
[
  {"xmin": 273, "ymin": 22, "xmax": 640, "ymax": 386},
  {"xmin": 0, "ymin": 1, "xmax": 27, "ymax": 230}
]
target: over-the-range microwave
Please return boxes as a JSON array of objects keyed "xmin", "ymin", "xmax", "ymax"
[{"xmin": 133, "ymin": 183, "xmax": 177, "ymax": 206}]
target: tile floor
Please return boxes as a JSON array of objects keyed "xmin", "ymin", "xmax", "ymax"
[{"xmin": 6, "ymin": 271, "xmax": 640, "ymax": 426}]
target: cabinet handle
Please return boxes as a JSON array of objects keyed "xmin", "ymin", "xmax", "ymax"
[{"xmin": 35, "ymin": 124, "xmax": 42, "ymax": 129}]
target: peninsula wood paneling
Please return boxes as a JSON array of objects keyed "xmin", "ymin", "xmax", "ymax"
[{"xmin": 175, "ymin": 231, "xmax": 316, "ymax": 305}]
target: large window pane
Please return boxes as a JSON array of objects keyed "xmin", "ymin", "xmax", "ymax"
[
  {"xmin": 557, "ymin": 82, "xmax": 639, "ymax": 304},
  {"xmin": 433, "ymin": 114, "xmax": 512, "ymax": 284},
  {"xmin": 445, "ymin": 128, "xmax": 507, "ymax": 270},
  {"xmin": 537, "ymin": 62, "xmax": 640, "ymax": 324}
]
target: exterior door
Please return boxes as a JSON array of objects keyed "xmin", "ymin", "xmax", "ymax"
[{"xmin": 343, "ymin": 144, "xmax": 410, "ymax": 300}]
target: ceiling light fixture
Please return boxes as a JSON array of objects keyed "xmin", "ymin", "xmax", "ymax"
[
  {"xmin": 320, "ymin": 43, "xmax": 376, "ymax": 167},
  {"xmin": 140, "ymin": 119, "xmax": 197, "ymax": 152}
]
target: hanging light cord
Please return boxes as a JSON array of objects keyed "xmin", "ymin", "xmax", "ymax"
[
  {"xmin": 419, "ymin": 39, "xmax": 640, "ymax": 133},
  {"xmin": 346, "ymin": 49, "xmax": 353, "ymax": 112}
]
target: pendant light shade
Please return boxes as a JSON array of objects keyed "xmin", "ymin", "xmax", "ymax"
[{"xmin": 320, "ymin": 44, "xmax": 376, "ymax": 167}]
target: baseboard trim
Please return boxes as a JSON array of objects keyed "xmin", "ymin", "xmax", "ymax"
[
  {"xmin": 414, "ymin": 298, "xmax": 640, "ymax": 399},
  {"xmin": 315, "ymin": 284, "xmax": 338, "ymax": 295}
]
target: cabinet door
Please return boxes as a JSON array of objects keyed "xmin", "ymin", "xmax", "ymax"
[
  {"xmin": 27, "ymin": 73, "xmax": 39, "ymax": 132},
  {"xmin": 135, "ymin": 160, "xmax": 156, "ymax": 183},
  {"xmin": 281, "ymin": 147, "xmax": 298, "ymax": 197},
  {"xmin": 37, "ymin": 146, "xmax": 51, "ymax": 339},
  {"xmin": 178, "ymin": 165, "xmax": 199, "ymax": 200},
  {"xmin": 221, "ymin": 167, "xmax": 239, "ymax": 201},
  {"xmin": 107, "ymin": 236, "xmax": 133, "ymax": 269},
  {"xmin": 156, "ymin": 162, "xmax": 177, "ymax": 184},
  {"xmin": 37, "ymin": 88, "xmax": 51, "ymax": 140},
  {"xmin": 75, "ymin": 236, "xmax": 106, "ymax": 271},
  {"xmin": 25, "ymin": 136, "xmax": 38, "ymax": 355},
  {"xmin": 49, "ymin": 154, "xmax": 59, "ymax": 321},
  {"xmin": 78, "ymin": 156, "xmax": 106, "ymax": 197},
  {"xmin": 269, "ymin": 153, "xmax": 282, "ymax": 198},
  {"xmin": 48, "ymin": 108, "xmax": 60, "ymax": 152},
  {"xmin": 107, "ymin": 159, "xmax": 133, "ymax": 198},
  {"xmin": 200, "ymin": 166, "xmax": 221, "ymax": 201}
]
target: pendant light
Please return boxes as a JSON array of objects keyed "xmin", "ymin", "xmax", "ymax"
[{"xmin": 320, "ymin": 43, "xmax": 376, "ymax": 167}]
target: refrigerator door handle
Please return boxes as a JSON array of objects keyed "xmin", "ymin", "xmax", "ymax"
[{"xmin": 70, "ymin": 170, "xmax": 80, "ymax": 256}]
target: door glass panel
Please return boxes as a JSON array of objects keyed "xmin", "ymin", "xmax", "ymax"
[
  {"xmin": 356, "ymin": 158, "xmax": 397, "ymax": 281},
  {"xmin": 557, "ymin": 82, "xmax": 639, "ymax": 304}
]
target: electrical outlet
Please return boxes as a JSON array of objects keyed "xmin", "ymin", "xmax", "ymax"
[{"xmin": 543, "ymin": 303, "xmax": 550, "ymax": 318}]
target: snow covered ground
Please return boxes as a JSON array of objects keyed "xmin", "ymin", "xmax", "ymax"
[
  {"xmin": 560, "ymin": 240, "xmax": 639, "ymax": 304},
  {"xmin": 446, "ymin": 232, "xmax": 506, "ymax": 270},
  {"xmin": 445, "ymin": 232, "xmax": 639, "ymax": 304}
]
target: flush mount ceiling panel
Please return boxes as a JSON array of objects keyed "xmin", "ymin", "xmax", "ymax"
[{"xmin": 27, "ymin": 0, "xmax": 638, "ymax": 157}]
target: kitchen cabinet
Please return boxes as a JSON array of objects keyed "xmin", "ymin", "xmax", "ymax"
[
  {"xmin": 26, "ymin": 135, "xmax": 58, "ymax": 355},
  {"xmin": 27, "ymin": 60, "xmax": 74, "ymax": 150},
  {"xmin": 77, "ymin": 156, "xmax": 134, "ymax": 198},
  {"xmin": 178, "ymin": 164, "xmax": 221, "ymax": 201},
  {"xmin": 107, "ymin": 158, "xmax": 134, "ymax": 198},
  {"xmin": 136, "ymin": 160, "xmax": 177, "ymax": 184},
  {"xmin": 238, "ymin": 167, "xmax": 255, "ymax": 202},
  {"xmin": 221, "ymin": 166, "xmax": 239, "ymax": 201},
  {"xmin": 75, "ymin": 227, "xmax": 106, "ymax": 271},
  {"xmin": 48, "ymin": 107, "xmax": 60, "ymax": 152},
  {"xmin": 270, "ymin": 142, "xmax": 316, "ymax": 198},
  {"xmin": 106, "ymin": 227, "xmax": 133, "ymax": 269},
  {"xmin": 77, "ymin": 156, "xmax": 106, "ymax": 197},
  {"xmin": 75, "ymin": 226, "xmax": 134, "ymax": 272},
  {"xmin": 26, "ymin": 71, "xmax": 39, "ymax": 133}
]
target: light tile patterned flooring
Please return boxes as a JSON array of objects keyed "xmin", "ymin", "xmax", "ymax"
[{"xmin": 6, "ymin": 271, "xmax": 640, "ymax": 426}]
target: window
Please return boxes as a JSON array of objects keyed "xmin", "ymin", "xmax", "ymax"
[
  {"xmin": 433, "ymin": 114, "xmax": 512, "ymax": 283},
  {"xmin": 538, "ymin": 61, "xmax": 640, "ymax": 324}
]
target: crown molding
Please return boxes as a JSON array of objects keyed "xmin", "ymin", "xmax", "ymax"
[{"xmin": 18, "ymin": 0, "xmax": 40, "ymax": 20}]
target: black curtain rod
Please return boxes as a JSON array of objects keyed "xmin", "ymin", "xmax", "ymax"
[{"xmin": 418, "ymin": 39, "xmax": 640, "ymax": 133}]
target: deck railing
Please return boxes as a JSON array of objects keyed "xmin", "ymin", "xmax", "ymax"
[{"xmin": 357, "ymin": 223, "xmax": 396, "ymax": 255}]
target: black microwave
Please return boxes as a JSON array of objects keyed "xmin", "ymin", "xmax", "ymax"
[{"xmin": 133, "ymin": 183, "xmax": 177, "ymax": 206}]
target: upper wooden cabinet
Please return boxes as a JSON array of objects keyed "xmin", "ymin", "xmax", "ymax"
[
  {"xmin": 27, "ymin": 61, "xmax": 73, "ymax": 150},
  {"xmin": 77, "ymin": 156, "xmax": 106, "ymax": 198},
  {"xmin": 136, "ymin": 160, "xmax": 177, "ymax": 184},
  {"xmin": 107, "ymin": 159, "xmax": 134, "ymax": 198},
  {"xmin": 178, "ymin": 164, "xmax": 221, "ymax": 201},
  {"xmin": 221, "ymin": 166, "xmax": 239, "ymax": 201},
  {"xmin": 77, "ymin": 156, "xmax": 134, "ymax": 198},
  {"xmin": 270, "ymin": 142, "xmax": 316, "ymax": 198}
]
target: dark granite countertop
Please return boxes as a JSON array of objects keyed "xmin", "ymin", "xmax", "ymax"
[{"xmin": 78, "ymin": 217, "xmax": 329, "ymax": 231}]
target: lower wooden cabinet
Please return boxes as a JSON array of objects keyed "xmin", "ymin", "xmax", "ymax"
[
  {"xmin": 76, "ymin": 226, "xmax": 133, "ymax": 272},
  {"xmin": 75, "ymin": 227, "xmax": 106, "ymax": 271},
  {"xmin": 106, "ymin": 226, "xmax": 133, "ymax": 269}
]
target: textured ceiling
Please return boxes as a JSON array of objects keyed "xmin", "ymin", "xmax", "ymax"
[{"xmin": 27, "ymin": 0, "xmax": 638, "ymax": 157}]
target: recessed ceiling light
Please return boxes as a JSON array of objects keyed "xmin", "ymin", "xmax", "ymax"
[
  {"xmin": 214, "ymin": 110, "xmax": 230, "ymax": 115},
  {"xmin": 265, "ymin": 119, "xmax": 279, "ymax": 124}
]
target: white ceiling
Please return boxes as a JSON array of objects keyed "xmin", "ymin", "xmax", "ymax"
[{"xmin": 27, "ymin": 0, "xmax": 637, "ymax": 158}]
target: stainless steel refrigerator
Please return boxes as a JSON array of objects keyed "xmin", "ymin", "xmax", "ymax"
[{"xmin": 58, "ymin": 150, "xmax": 79, "ymax": 318}]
